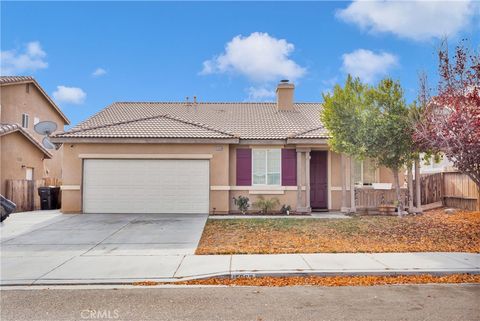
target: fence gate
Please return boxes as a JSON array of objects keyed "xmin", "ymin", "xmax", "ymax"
[
  {"xmin": 413, "ymin": 172, "xmax": 479, "ymax": 211},
  {"xmin": 5, "ymin": 179, "xmax": 45, "ymax": 212}
]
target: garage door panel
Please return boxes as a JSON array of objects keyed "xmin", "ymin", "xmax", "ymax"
[{"xmin": 83, "ymin": 159, "xmax": 209, "ymax": 214}]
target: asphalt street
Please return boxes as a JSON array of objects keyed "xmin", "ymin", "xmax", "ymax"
[{"xmin": 1, "ymin": 284, "xmax": 479, "ymax": 321}]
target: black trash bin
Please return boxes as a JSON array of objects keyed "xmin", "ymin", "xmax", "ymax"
[{"xmin": 38, "ymin": 187, "xmax": 61, "ymax": 210}]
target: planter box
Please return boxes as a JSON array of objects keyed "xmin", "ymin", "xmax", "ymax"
[{"xmin": 378, "ymin": 205, "xmax": 396, "ymax": 216}]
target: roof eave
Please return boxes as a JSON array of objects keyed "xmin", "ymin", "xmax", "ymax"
[
  {"xmin": 287, "ymin": 138, "xmax": 329, "ymax": 145},
  {"xmin": 1, "ymin": 79, "xmax": 71, "ymax": 125},
  {"xmin": 1, "ymin": 128, "xmax": 53, "ymax": 158},
  {"xmin": 50, "ymin": 137, "xmax": 240, "ymax": 144}
]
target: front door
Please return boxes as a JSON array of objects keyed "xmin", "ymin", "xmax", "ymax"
[{"xmin": 310, "ymin": 151, "xmax": 328, "ymax": 209}]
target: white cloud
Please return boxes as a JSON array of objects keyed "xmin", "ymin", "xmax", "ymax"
[
  {"xmin": 337, "ymin": 0, "xmax": 476, "ymax": 41},
  {"xmin": 92, "ymin": 68, "xmax": 107, "ymax": 77},
  {"xmin": 53, "ymin": 86, "xmax": 86, "ymax": 104},
  {"xmin": 342, "ymin": 49, "xmax": 398, "ymax": 83},
  {"xmin": 0, "ymin": 41, "xmax": 48, "ymax": 75},
  {"xmin": 200, "ymin": 32, "xmax": 306, "ymax": 82},
  {"xmin": 246, "ymin": 86, "xmax": 276, "ymax": 101}
]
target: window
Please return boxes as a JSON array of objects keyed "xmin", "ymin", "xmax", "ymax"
[
  {"xmin": 252, "ymin": 149, "xmax": 281, "ymax": 185},
  {"xmin": 21, "ymin": 114, "xmax": 29, "ymax": 128},
  {"xmin": 354, "ymin": 158, "xmax": 377, "ymax": 186},
  {"xmin": 26, "ymin": 83, "xmax": 30, "ymax": 93},
  {"xmin": 25, "ymin": 168, "xmax": 33, "ymax": 181}
]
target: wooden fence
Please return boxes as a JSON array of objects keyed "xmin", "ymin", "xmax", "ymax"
[
  {"xmin": 413, "ymin": 172, "xmax": 444, "ymax": 210},
  {"xmin": 443, "ymin": 172, "xmax": 479, "ymax": 211},
  {"xmin": 355, "ymin": 187, "xmax": 408, "ymax": 214},
  {"xmin": 415, "ymin": 172, "xmax": 479, "ymax": 211},
  {"xmin": 356, "ymin": 171, "xmax": 478, "ymax": 214},
  {"xmin": 4, "ymin": 178, "xmax": 61, "ymax": 212}
]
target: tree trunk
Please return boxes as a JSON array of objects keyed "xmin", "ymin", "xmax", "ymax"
[
  {"xmin": 415, "ymin": 157, "xmax": 422, "ymax": 213},
  {"xmin": 393, "ymin": 168, "xmax": 403, "ymax": 216},
  {"xmin": 407, "ymin": 163, "xmax": 414, "ymax": 214},
  {"xmin": 477, "ymin": 185, "xmax": 480, "ymax": 212}
]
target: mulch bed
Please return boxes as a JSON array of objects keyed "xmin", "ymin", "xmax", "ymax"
[{"xmin": 196, "ymin": 209, "xmax": 480, "ymax": 254}]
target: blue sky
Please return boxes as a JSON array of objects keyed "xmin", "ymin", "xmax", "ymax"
[{"xmin": 1, "ymin": 1, "xmax": 479, "ymax": 126}]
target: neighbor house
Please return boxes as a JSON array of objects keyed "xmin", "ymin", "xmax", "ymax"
[
  {"xmin": 52, "ymin": 80, "xmax": 402, "ymax": 214},
  {"xmin": 0, "ymin": 76, "xmax": 70, "ymax": 196}
]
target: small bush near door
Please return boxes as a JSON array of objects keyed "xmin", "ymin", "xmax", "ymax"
[
  {"xmin": 233, "ymin": 196, "xmax": 250, "ymax": 214},
  {"xmin": 253, "ymin": 196, "xmax": 280, "ymax": 214}
]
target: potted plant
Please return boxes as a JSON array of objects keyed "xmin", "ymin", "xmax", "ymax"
[
  {"xmin": 233, "ymin": 196, "xmax": 250, "ymax": 214},
  {"xmin": 378, "ymin": 201, "xmax": 396, "ymax": 215}
]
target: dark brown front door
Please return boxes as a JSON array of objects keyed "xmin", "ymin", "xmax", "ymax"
[{"xmin": 310, "ymin": 151, "xmax": 328, "ymax": 209}]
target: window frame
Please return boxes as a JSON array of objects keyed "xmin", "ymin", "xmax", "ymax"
[
  {"xmin": 251, "ymin": 148, "xmax": 282, "ymax": 186},
  {"xmin": 21, "ymin": 113, "xmax": 29, "ymax": 128},
  {"xmin": 25, "ymin": 167, "xmax": 33, "ymax": 181},
  {"xmin": 353, "ymin": 158, "xmax": 379, "ymax": 186}
]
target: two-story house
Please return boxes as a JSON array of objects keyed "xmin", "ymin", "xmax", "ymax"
[{"xmin": 0, "ymin": 76, "xmax": 70, "ymax": 197}]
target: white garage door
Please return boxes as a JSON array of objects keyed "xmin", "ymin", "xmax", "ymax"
[{"xmin": 83, "ymin": 159, "xmax": 209, "ymax": 214}]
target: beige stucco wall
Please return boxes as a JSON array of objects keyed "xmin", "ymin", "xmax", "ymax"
[
  {"xmin": 60, "ymin": 143, "xmax": 230, "ymax": 213},
  {"xmin": 0, "ymin": 132, "xmax": 46, "ymax": 194},
  {"xmin": 0, "ymin": 83, "xmax": 66, "ymax": 180},
  {"xmin": 60, "ymin": 142, "xmax": 406, "ymax": 214}
]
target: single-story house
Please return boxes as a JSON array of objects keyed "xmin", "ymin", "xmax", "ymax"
[{"xmin": 52, "ymin": 80, "xmax": 403, "ymax": 214}]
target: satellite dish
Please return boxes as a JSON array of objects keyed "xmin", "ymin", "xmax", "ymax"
[
  {"xmin": 42, "ymin": 137, "xmax": 57, "ymax": 150},
  {"xmin": 34, "ymin": 121, "xmax": 57, "ymax": 136}
]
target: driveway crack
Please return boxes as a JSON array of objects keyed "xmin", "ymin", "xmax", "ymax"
[
  {"xmin": 79, "ymin": 220, "xmax": 134, "ymax": 256},
  {"xmin": 172, "ymin": 255, "xmax": 186, "ymax": 278}
]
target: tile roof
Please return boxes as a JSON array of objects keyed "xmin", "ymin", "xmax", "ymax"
[
  {"xmin": 58, "ymin": 114, "xmax": 235, "ymax": 139},
  {"xmin": 0, "ymin": 76, "xmax": 35, "ymax": 85},
  {"xmin": 0, "ymin": 123, "xmax": 53, "ymax": 158},
  {"xmin": 0, "ymin": 76, "xmax": 70, "ymax": 125},
  {"xmin": 55, "ymin": 102, "xmax": 328, "ymax": 140}
]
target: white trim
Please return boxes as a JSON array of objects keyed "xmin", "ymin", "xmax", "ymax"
[
  {"xmin": 78, "ymin": 154, "xmax": 213, "ymax": 159},
  {"xmin": 331, "ymin": 186, "xmax": 351, "ymax": 191},
  {"xmin": 211, "ymin": 186, "xmax": 302, "ymax": 191},
  {"xmin": 249, "ymin": 190, "xmax": 284, "ymax": 195},
  {"xmin": 61, "ymin": 185, "xmax": 81, "ymax": 191},
  {"xmin": 210, "ymin": 186, "xmax": 232, "ymax": 191}
]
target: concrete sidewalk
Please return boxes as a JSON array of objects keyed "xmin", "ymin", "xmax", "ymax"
[{"xmin": 2, "ymin": 252, "xmax": 479, "ymax": 286}]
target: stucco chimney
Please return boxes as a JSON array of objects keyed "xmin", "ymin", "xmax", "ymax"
[{"xmin": 276, "ymin": 80, "xmax": 294, "ymax": 111}]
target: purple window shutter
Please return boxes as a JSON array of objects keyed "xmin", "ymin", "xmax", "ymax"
[
  {"xmin": 236, "ymin": 149, "xmax": 252, "ymax": 186},
  {"xmin": 282, "ymin": 149, "xmax": 297, "ymax": 186}
]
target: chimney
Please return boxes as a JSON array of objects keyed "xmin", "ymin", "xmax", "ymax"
[{"xmin": 276, "ymin": 79, "xmax": 294, "ymax": 111}]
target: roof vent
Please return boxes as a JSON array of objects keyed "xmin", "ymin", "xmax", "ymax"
[{"xmin": 185, "ymin": 96, "xmax": 192, "ymax": 107}]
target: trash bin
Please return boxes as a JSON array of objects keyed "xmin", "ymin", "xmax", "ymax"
[{"xmin": 38, "ymin": 187, "xmax": 61, "ymax": 210}]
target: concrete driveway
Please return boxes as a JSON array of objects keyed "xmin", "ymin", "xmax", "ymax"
[{"xmin": 1, "ymin": 210, "xmax": 208, "ymax": 285}]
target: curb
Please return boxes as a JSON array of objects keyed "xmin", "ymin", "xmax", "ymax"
[{"xmin": 2, "ymin": 269, "xmax": 479, "ymax": 287}]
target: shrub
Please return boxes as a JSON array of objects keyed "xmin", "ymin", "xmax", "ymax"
[
  {"xmin": 252, "ymin": 196, "xmax": 280, "ymax": 214},
  {"xmin": 281, "ymin": 204, "xmax": 292, "ymax": 215},
  {"xmin": 233, "ymin": 196, "xmax": 250, "ymax": 214}
]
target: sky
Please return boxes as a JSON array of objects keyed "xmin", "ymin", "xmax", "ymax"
[{"xmin": 1, "ymin": 1, "xmax": 479, "ymax": 127}]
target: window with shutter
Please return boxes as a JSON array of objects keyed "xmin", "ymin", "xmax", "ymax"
[{"xmin": 236, "ymin": 149, "xmax": 252, "ymax": 186}]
